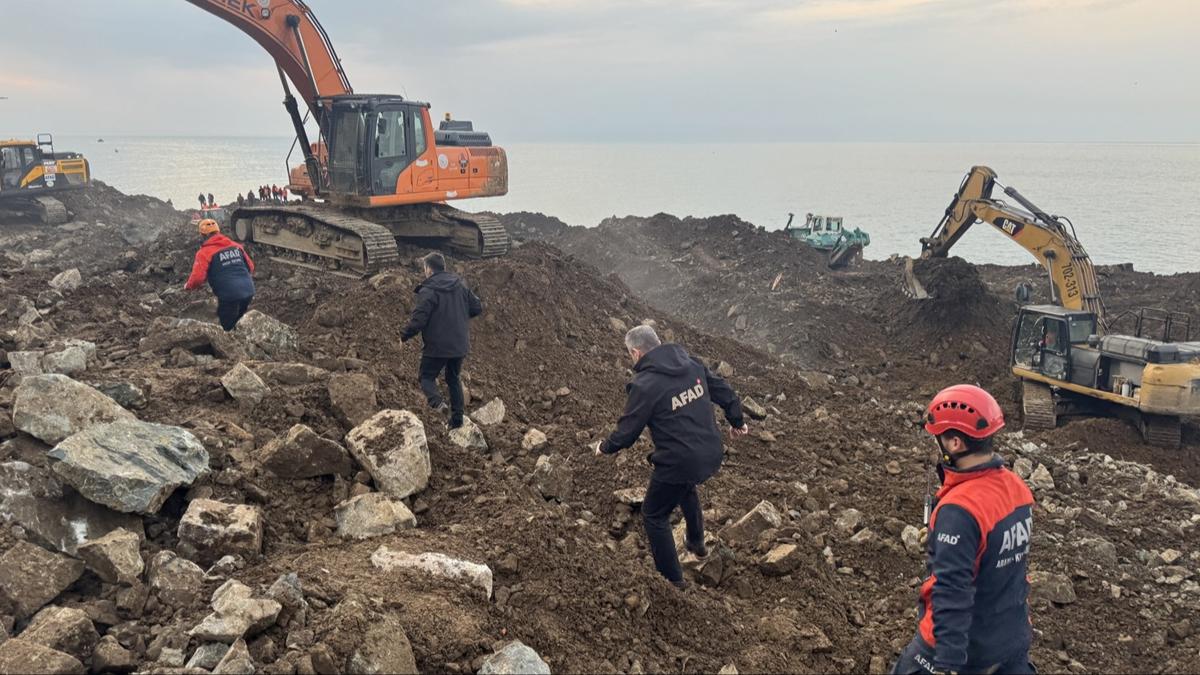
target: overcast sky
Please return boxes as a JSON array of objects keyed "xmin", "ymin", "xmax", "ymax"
[{"xmin": 2, "ymin": 0, "xmax": 1196, "ymax": 142}]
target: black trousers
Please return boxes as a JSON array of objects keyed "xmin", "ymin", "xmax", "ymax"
[
  {"xmin": 419, "ymin": 356, "xmax": 464, "ymax": 423},
  {"xmin": 216, "ymin": 296, "xmax": 253, "ymax": 332},
  {"xmin": 642, "ymin": 476, "xmax": 704, "ymax": 583},
  {"xmin": 891, "ymin": 636, "xmax": 1035, "ymax": 675}
]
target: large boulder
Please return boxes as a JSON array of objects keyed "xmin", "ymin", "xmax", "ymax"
[
  {"xmin": 448, "ymin": 416, "xmax": 488, "ymax": 452},
  {"xmin": 478, "ymin": 641, "xmax": 551, "ymax": 675},
  {"xmin": 148, "ymin": 551, "xmax": 206, "ymax": 609},
  {"xmin": 178, "ymin": 499, "xmax": 263, "ymax": 566},
  {"xmin": 7, "ymin": 351, "xmax": 44, "ymax": 376},
  {"xmin": 189, "ymin": 580, "xmax": 281, "ymax": 644},
  {"xmin": 0, "ymin": 542, "xmax": 84, "ymax": 620},
  {"xmin": 252, "ymin": 362, "xmax": 330, "ymax": 386},
  {"xmin": 12, "ymin": 375, "xmax": 136, "ymax": 445},
  {"xmin": 139, "ymin": 317, "xmax": 245, "ymax": 360},
  {"xmin": 347, "ymin": 612, "xmax": 417, "ymax": 675},
  {"xmin": 48, "ymin": 269, "xmax": 82, "ymax": 293},
  {"xmin": 41, "ymin": 347, "xmax": 88, "ymax": 377},
  {"xmin": 220, "ymin": 363, "xmax": 270, "ymax": 408},
  {"xmin": 259, "ymin": 424, "xmax": 352, "ymax": 479},
  {"xmin": 0, "ymin": 461, "xmax": 143, "ymax": 556},
  {"xmin": 48, "ymin": 421, "xmax": 210, "ymax": 515},
  {"xmin": 94, "ymin": 382, "xmax": 148, "ymax": 410},
  {"xmin": 0, "ymin": 639, "xmax": 84, "ymax": 674},
  {"xmin": 532, "ymin": 454, "xmax": 573, "ymax": 502},
  {"xmin": 371, "ymin": 546, "xmax": 493, "ymax": 599},
  {"xmin": 345, "ymin": 410, "xmax": 429, "ymax": 500},
  {"xmin": 334, "ymin": 493, "xmax": 417, "ymax": 539},
  {"xmin": 92, "ymin": 635, "xmax": 136, "ymax": 673},
  {"xmin": 212, "ymin": 638, "xmax": 254, "ymax": 674},
  {"xmin": 720, "ymin": 500, "xmax": 782, "ymax": 546},
  {"xmin": 471, "ymin": 398, "xmax": 506, "ymax": 426},
  {"xmin": 20, "ymin": 606, "xmax": 99, "ymax": 664},
  {"xmin": 236, "ymin": 310, "xmax": 299, "ymax": 358},
  {"xmin": 328, "ymin": 373, "xmax": 378, "ymax": 428},
  {"xmin": 76, "ymin": 528, "xmax": 143, "ymax": 585}
]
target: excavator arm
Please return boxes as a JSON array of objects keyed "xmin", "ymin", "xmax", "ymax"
[{"xmin": 918, "ymin": 166, "xmax": 1106, "ymax": 324}]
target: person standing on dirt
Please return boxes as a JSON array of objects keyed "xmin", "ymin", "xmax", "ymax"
[
  {"xmin": 892, "ymin": 384, "xmax": 1035, "ymax": 675},
  {"xmin": 184, "ymin": 218, "xmax": 256, "ymax": 331},
  {"xmin": 401, "ymin": 252, "xmax": 483, "ymax": 429},
  {"xmin": 197, "ymin": 192, "xmax": 206, "ymax": 210},
  {"xmin": 593, "ymin": 325, "xmax": 748, "ymax": 590},
  {"xmin": 207, "ymin": 192, "xmax": 215, "ymax": 208}
]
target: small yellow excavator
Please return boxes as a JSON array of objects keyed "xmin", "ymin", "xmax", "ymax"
[
  {"xmin": 0, "ymin": 134, "xmax": 91, "ymax": 225},
  {"xmin": 910, "ymin": 165, "xmax": 1200, "ymax": 448}
]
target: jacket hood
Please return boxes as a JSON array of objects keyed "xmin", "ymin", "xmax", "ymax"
[
  {"xmin": 203, "ymin": 233, "xmax": 236, "ymax": 248},
  {"xmin": 416, "ymin": 270, "xmax": 463, "ymax": 293},
  {"xmin": 936, "ymin": 454, "xmax": 1006, "ymax": 497},
  {"xmin": 634, "ymin": 343, "xmax": 693, "ymax": 377}
]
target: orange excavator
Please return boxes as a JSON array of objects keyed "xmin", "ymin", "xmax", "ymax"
[{"xmin": 184, "ymin": 0, "xmax": 509, "ymax": 275}]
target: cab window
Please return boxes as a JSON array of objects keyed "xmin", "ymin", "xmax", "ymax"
[
  {"xmin": 414, "ymin": 112, "xmax": 427, "ymax": 156},
  {"xmin": 1042, "ymin": 319, "xmax": 1068, "ymax": 355},
  {"xmin": 374, "ymin": 110, "xmax": 407, "ymax": 159}
]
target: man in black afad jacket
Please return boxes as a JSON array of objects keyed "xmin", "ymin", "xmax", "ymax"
[
  {"xmin": 594, "ymin": 325, "xmax": 748, "ymax": 588},
  {"xmin": 401, "ymin": 252, "xmax": 483, "ymax": 429}
]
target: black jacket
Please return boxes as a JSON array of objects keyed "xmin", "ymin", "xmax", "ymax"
[
  {"xmin": 601, "ymin": 343, "xmax": 744, "ymax": 484},
  {"xmin": 401, "ymin": 271, "xmax": 482, "ymax": 358}
]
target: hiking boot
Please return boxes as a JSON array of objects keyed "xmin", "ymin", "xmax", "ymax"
[
  {"xmin": 685, "ymin": 540, "xmax": 708, "ymax": 559},
  {"xmin": 670, "ymin": 578, "xmax": 689, "ymax": 591},
  {"xmin": 448, "ymin": 416, "xmax": 464, "ymax": 430}
]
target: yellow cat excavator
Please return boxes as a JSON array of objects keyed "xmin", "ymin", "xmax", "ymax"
[
  {"xmin": 0, "ymin": 134, "xmax": 91, "ymax": 225},
  {"xmin": 181, "ymin": 0, "xmax": 510, "ymax": 276},
  {"xmin": 911, "ymin": 166, "xmax": 1200, "ymax": 448}
]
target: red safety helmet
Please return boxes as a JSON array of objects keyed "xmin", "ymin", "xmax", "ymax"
[{"xmin": 924, "ymin": 384, "xmax": 1005, "ymax": 439}]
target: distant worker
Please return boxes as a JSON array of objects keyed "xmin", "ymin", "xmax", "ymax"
[
  {"xmin": 236, "ymin": 194, "xmax": 245, "ymax": 207},
  {"xmin": 184, "ymin": 219, "xmax": 256, "ymax": 331},
  {"xmin": 400, "ymin": 252, "xmax": 483, "ymax": 430},
  {"xmin": 258, "ymin": 186, "xmax": 266, "ymax": 201},
  {"xmin": 593, "ymin": 326, "xmax": 748, "ymax": 589},
  {"xmin": 246, "ymin": 190, "xmax": 255, "ymax": 204},
  {"xmin": 282, "ymin": 186, "xmax": 289, "ymax": 202},
  {"xmin": 197, "ymin": 192, "xmax": 206, "ymax": 210},
  {"xmin": 892, "ymin": 384, "xmax": 1035, "ymax": 675},
  {"xmin": 271, "ymin": 184, "xmax": 280, "ymax": 203},
  {"xmin": 207, "ymin": 192, "xmax": 215, "ymax": 208}
]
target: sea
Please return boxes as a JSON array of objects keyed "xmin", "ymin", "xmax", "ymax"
[{"xmin": 45, "ymin": 136, "xmax": 1200, "ymax": 274}]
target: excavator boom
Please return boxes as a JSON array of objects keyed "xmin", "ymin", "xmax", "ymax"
[{"xmin": 918, "ymin": 166, "xmax": 1105, "ymax": 325}]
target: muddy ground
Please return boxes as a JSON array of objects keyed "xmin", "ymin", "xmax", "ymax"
[{"xmin": 0, "ymin": 187, "xmax": 1195, "ymax": 673}]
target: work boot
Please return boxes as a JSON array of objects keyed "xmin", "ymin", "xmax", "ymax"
[
  {"xmin": 685, "ymin": 539, "xmax": 708, "ymax": 559},
  {"xmin": 448, "ymin": 415, "xmax": 464, "ymax": 431},
  {"xmin": 670, "ymin": 578, "xmax": 689, "ymax": 591}
]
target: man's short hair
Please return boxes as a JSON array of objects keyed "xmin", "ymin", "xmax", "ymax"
[
  {"xmin": 422, "ymin": 252, "xmax": 446, "ymax": 273},
  {"xmin": 625, "ymin": 324, "xmax": 661, "ymax": 353}
]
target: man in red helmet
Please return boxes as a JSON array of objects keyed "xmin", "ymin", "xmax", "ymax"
[{"xmin": 892, "ymin": 384, "xmax": 1036, "ymax": 675}]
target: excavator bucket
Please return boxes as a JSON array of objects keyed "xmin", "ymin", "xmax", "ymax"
[{"xmin": 901, "ymin": 257, "xmax": 931, "ymax": 300}]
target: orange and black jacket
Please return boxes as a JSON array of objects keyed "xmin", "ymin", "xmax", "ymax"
[
  {"xmin": 184, "ymin": 234, "xmax": 256, "ymax": 300},
  {"xmin": 917, "ymin": 455, "xmax": 1034, "ymax": 672}
]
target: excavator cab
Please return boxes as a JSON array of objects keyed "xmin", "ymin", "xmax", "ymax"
[{"xmin": 1012, "ymin": 305, "xmax": 1099, "ymax": 386}]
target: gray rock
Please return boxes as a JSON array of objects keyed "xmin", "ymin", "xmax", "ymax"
[
  {"xmin": 139, "ymin": 317, "xmax": 245, "ymax": 360},
  {"xmin": 13, "ymin": 375, "xmax": 136, "ymax": 445},
  {"xmin": 259, "ymin": 425, "xmax": 352, "ymax": 479},
  {"xmin": 760, "ymin": 543, "xmax": 803, "ymax": 576},
  {"xmin": 1028, "ymin": 464, "xmax": 1055, "ymax": 491},
  {"xmin": 48, "ymin": 420, "xmax": 209, "ymax": 515},
  {"xmin": 834, "ymin": 508, "xmax": 863, "ymax": 534},
  {"xmin": 448, "ymin": 416, "xmax": 488, "ymax": 452},
  {"xmin": 212, "ymin": 638, "xmax": 254, "ymax": 674},
  {"xmin": 94, "ymin": 382, "xmax": 148, "ymax": 410},
  {"xmin": 266, "ymin": 573, "xmax": 308, "ymax": 631},
  {"xmin": 335, "ymin": 493, "xmax": 417, "ymax": 539},
  {"xmin": 1029, "ymin": 571, "xmax": 1076, "ymax": 605},
  {"xmin": 20, "ymin": 606, "xmax": 99, "ymax": 663},
  {"xmin": 221, "ymin": 363, "xmax": 270, "ymax": 408},
  {"xmin": 1013, "ymin": 457, "xmax": 1034, "ymax": 479},
  {"xmin": 0, "ymin": 542, "xmax": 84, "ymax": 619},
  {"xmin": 77, "ymin": 528, "xmax": 143, "ymax": 585},
  {"xmin": 157, "ymin": 647, "xmax": 185, "ymax": 667},
  {"xmin": 345, "ymin": 410, "xmax": 429, "ymax": 500},
  {"xmin": 187, "ymin": 642, "xmax": 231, "ymax": 670},
  {"xmin": 148, "ymin": 551, "xmax": 206, "ymax": 608},
  {"xmin": 48, "ymin": 269, "xmax": 82, "ymax": 294},
  {"xmin": 0, "ymin": 639, "xmax": 84, "ymax": 674},
  {"xmin": 92, "ymin": 635, "xmax": 136, "ymax": 673},
  {"xmin": 237, "ymin": 310, "xmax": 299, "ymax": 358},
  {"xmin": 370, "ymin": 546, "xmax": 493, "ymax": 599},
  {"xmin": 532, "ymin": 454, "xmax": 573, "ymax": 502},
  {"xmin": 0, "ymin": 461, "xmax": 143, "ymax": 555},
  {"xmin": 471, "ymin": 398, "xmax": 506, "ymax": 426},
  {"xmin": 720, "ymin": 500, "xmax": 782, "ymax": 545},
  {"xmin": 189, "ymin": 580, "xmax": 281, "ymax": 644},
  {"xmin": 521, "ymin": 428, "xmax": 548, "ymax": 453},
  {"xmin": 178, "ymin": 499, "xmax": 263, "ymax": 566},
  {"xmin": 252, "ymin": 363, "xmax": 330, "ymax": 386},
  {"xmin": 8, "ymin": 351, "xmax": 44, "ymax": 376},
  {"xmin": 715, "ymin": 361, "xmax": 735, "ymax": 378},
  {"xmin": 346, "ymin": 613, "xmax": 417, "ymax": 675},
  {"xmin": 742, "ymin": 397, "xmax": 768, "ymax": 420},
  {"xmin": 477, "ymin": 640, "xmax": 551, "ymax": 675},
  {"xmin": 900, "ymin": 525, "xmax": 922, "ymax": 554},
  {"xmin": 328, "ymin": 373, "xmax": 378, "ymax": 428},
  {"xmin": 41, "ymin": 348, "xmax": 87, "ymax": 377}
]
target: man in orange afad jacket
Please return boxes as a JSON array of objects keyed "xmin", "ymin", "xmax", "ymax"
[{"xmin": 184, "ymin": 219, "xmax": 256, "ymax": 331}]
